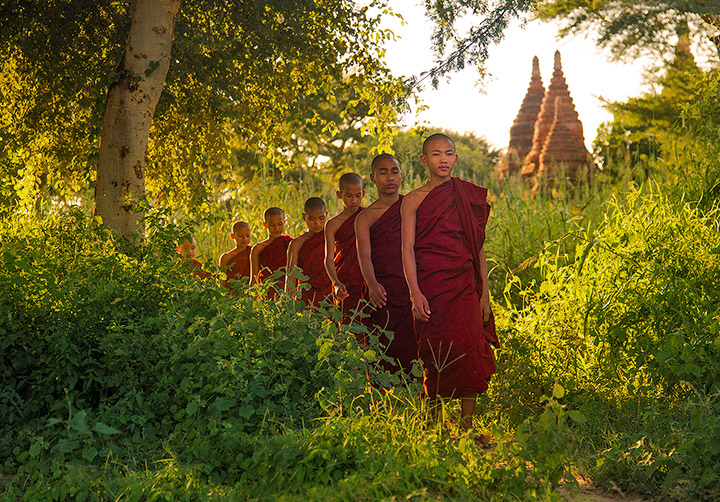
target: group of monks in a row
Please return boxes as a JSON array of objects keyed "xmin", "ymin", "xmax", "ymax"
[{"xmin": 176, "ymin": 134, "xmax": 499, "ymax": 442}]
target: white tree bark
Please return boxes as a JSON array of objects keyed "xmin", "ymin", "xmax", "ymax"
[{"xmin": 94, "ymin": 0, "xmax": 181, "ymax": 238}]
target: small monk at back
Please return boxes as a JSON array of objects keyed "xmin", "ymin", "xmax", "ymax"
[
  {"xmin": 285, "ymin": 197, "xmax": 332, "ymax": 306},
  {"xmin": 219, "ymin": 220, "xmax": 252, "ymax": 292},
  {"xmin": 177, "ymin": 235, "xmax": 212, "ymax": 280},
  {"xmin": 249, "ymin": 207, "xmax": 293, "ymax": 299},
  {"xmin": 355, "ymin": 154, "xmax": 417, "ymax": 375},
  {"xmin": 324, "ymin": 173, "xmax": 367, "ymax": 328},
  {"xmin": 401, "ymin": 133, "xmax": 499, "ymax": 445}
]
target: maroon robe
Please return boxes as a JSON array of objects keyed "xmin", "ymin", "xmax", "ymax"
[
  {"xmin": 296, "ymin": 231, "xmax": 332, "ymax": 306},
  {"xmin": 222, "ymin": 245, "xmax": 251, "ymax": 290},
  {"xmin": 413, "ymin": 177, "xmax": 499, "ymax": 399},
  {"xmin": 258, "ymin": 235, "xmax": 293, "ymax": 299},
  {"xmin": 368, "ymin": 196, "xmax": 417, "ymax": 374},
  {"xmin": 186, "ymin": 258, "xmax": 212, "ymax": 280},
  {"xmin": 333, "ymin": 207, "xmax": 366, "ymax": 324}
]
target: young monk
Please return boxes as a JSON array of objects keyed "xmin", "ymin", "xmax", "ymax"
[
  {"xmin": 177, "ymin": 235, "xmax": 212, "ymax": 280},
  {"xmin": 285, "ymin": 197, "xmax": 332, "ymax": 306},
  {"xmin": 249, "ymin": 207, "xmax": 293, "ymax": 299},
  {"xmin": 401, "ymin": 133, "xmax": 499, "ymax": 443},
  {"xmin": 218, "ymin": 220, "xmax": 252, "ymax": 291},
  {"xmin": 324, "ymin": 173, "xmax": 367, "ymax": 327},
  {"xmin": 355, "ymin": 154, "xmax": 417, "ymax": 374}
]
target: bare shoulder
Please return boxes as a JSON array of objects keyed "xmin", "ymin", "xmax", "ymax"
[
  {"xmin": 251, "ymin": 239, "xmax": 269, "ymax": 256},
  {"xmin": 290, "ymin": 231, "xmax": 311, "ymax": 251},
  {"xmin": 325, "ymin": 214, "xmax": 343, "ymax": 235},
  {"xmin": 401, "ymin": 187, "xmax": 429, "ymax": 213},
  {"xmin": 354, "ymin": 205, "xmax": 373, "ymax": 228}
]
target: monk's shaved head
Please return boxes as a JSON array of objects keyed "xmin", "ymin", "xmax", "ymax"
[
  {"xmin": 304, "ymin": 197, "xmax": 326, "ymax": 213},
  {"xmin": 422, "ymin": 133, "xmax": 456, "ymax": 155},
  {"xmin": 176, "ymin": 233, "xmax": 196, "ymax": 246},
  {"xmin": 338, "ymin": 172, "xmax": 363, "ymax": 190},
  {"xmin": 371, "ymin": 153, "xmax": 399, "ymax": 173},
  {"xmin": 232, "ymin": 220, "xmax": 250, "ymax": 234},
  {"xmin": 264, "ymin": 207, "xmax": 285, "ymax": 221}
]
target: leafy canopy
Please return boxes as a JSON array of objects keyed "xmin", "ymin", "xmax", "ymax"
[{"xmin": 0, "ymin": 0, "xmax": 407, "ymax": 209}]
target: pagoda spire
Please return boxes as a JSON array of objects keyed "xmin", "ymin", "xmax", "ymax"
[
  {"xmin": 538, "ymin": 96, "xmax": 589, "ymax": 180},
  {"xmin": 522, "ymin": 50, "xmax": 577, "ymax": 179},
  {"xmin": 497, "ymin": 56, "xmax": 545, "ymax": 178}
]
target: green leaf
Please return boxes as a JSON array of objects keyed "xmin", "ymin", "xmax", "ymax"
[
  {"xmin": 568, "ymin": 410, "xmax": 587, "ymax": 423},
  {"xmin": 552, "ymin": 383, "xmax": 565, "ymax": 399},
  {"xmin": 92, "ymin": 422, "xmax": 120, "ymax": 435},
  {"xmin": 69, "ymin": 410, "xmax": 92, "ymax": 435}
]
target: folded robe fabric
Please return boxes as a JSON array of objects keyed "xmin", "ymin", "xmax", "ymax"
[
  {"xmin": 222, "ymin": 245, "xmax": 251, "ymax": 290},
  {"xmin": 258, "ymin": 235, "xmax": 293, "ymax": 299},
  {"xmin": 296, "ymin": 231, "xmax": 332, "ymax": 306},
  {"xmin": 333, "ymin": 207, "xmax": 366, "ymax": 323},
  {"xmin": 413, "ymin": 177, "xmax": 499, "ymax": 399},
  {"xmin": 369, "ymin": 196, "xmax": 417, "ymax": 374}
]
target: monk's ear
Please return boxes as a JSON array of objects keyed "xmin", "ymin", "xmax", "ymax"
[
  {"xmin": 420, "ymin": 153, "xmax": 428, "ymax": 166},
  {"xmin": 336, "ymin": 190, "xmax": 342, "ymax": 199}
]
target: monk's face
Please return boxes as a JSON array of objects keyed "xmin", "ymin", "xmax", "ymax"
[
  {"xmin": 264, "ymin": 214, "xmax": 285, "ymax": 238},
  {"xmin": 303, "ymin": 208, "xmax": 327, "ymax": 234},
  {"xmin": 177, "ymin": 238, "xmax": 197, "ymax": 260},
  {"xmin": 336, "ymin": 183, "xmax": 364, "ymax": 212},
  {"xmin": 232, "ymin": 226, "xmax": 251, "ymax": 248},
  {"xmin": 421, "ymin": 137, "xmax": 458, "ymax": 179},
  {"xmin": 371, "ymin": 158, "xmax": 401, "ymax": 196}
]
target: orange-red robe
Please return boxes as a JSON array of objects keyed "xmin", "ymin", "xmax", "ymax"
[
  {"xmin": 333, "ymin": 207, "xmax": 366, "ymax": 325},
  {"xmin": 186, "ymin": 258, "xmax": 212, "ymax": 280},
  {"xmin": 296, "ymin": 231, "xmax": 332, "ymax": 306},
  {"xmin": 413, "ymin": 177, "xmax": 499, "ymax": 399},
  {"xmin": 222, "ymin": 245, "xmax": 251, "ymax": 291},
  {"xmin": 258, "ymin": 235, "xmax": 293, "ymax": 299},
  {"xmin": 368, "ymin": 196, "xmax": 417, "ymax": 374}
]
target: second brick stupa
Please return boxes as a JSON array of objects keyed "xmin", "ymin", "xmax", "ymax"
[{"xmin": 499, "ymin": 51, "xmax": 589, "ymax": 186}]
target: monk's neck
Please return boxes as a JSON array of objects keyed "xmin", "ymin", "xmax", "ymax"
[
  {"xmin": 266, "ymin": 234, "xmax": 282, "ymax": 244},
  {"xmin": 376, "ymin": 192, "xmax": 400, "ymax": 207},
  {"xmin": 427, "ymin": 175, "xmax": 452, "ymax": 189},
  {"xmin": 339, "ymin": 207, "xmax": 358, "ymax": 218}
]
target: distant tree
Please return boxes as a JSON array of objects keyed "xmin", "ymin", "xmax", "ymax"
[
  {"xmin": 534, "ymin": 1, "xmax": 720, "ymax": 60},
  {"xmin": 594, "ymin": 28, "xmax": 704, "ymax": 176}
]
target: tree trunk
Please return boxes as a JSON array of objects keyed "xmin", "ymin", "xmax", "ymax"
[{"xmin": 94, "ymin": 0, "xmax": 181, "ymax": 238}]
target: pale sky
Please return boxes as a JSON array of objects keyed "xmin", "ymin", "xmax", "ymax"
[{"xmin": 381, "ymin": 0, "xmax": 655, "ymax": 152}]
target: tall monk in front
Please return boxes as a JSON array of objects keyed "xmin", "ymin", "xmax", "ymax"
[
  {"xmin": 355, "ymin": 154, "xmax": 417, "ymax": 375},
  {"xmin": 249, "ymin": 207, "xmax": 293, "ymax": 299},
  {"xmin": 218, "ymin": 220, "xmax": 252, "ymax": 292},
  {"xmin": 324, "ymin": 173, "xmax": 367, "ymax": 328},
  {"xmin": 285, "ymin": 197, "xmax": 332, "ymax": 306},
  {"xmin": 401, "ymin": 133, "xmax": 499, "ymax": 444}
]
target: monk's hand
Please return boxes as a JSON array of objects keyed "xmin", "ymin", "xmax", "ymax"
[
  {"xmin": 368, "ymin": 281, "xmax": 387, "ymax": 308},
  {"xmin": 411, "ymin": 291, "xmax": 431, "ymax": 322},
  {"xmin": 333, "ymin": 281, "xmax": 349, "ymax": 300},
  {"xmin": 480, "ymin": 289, "xmax": 492, "ymax": 322}
]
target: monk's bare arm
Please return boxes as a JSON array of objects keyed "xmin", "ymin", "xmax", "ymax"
[
  {"xmin": 249, "ymin": 245, "xmax": 261, "ymax": 285},
  {"xmin": 401, "ymin": 193, "xmax": 430, "ymax": 321},
  {"xmin": 479, "ymin": 246, "xmax": 491, "ymax": 321},
  {"xmin": 355, "ymin": 211, "xmax": 386, "ymax": 308},
  {"xmin": 324, "ymin": 219, "xmax": 347, "ymax": 298},
  {"xmin": 285, "ymin": 238, "xmax": 300, "ymax": 293},
  {"xmin": 219, "ymin": 252, "xmax": 230, "ymax": 269}
]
